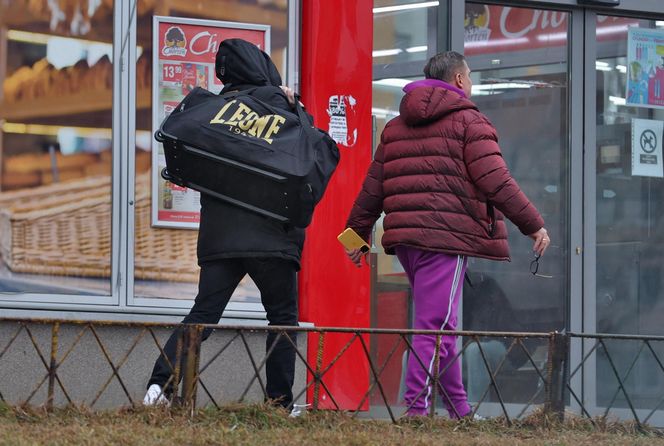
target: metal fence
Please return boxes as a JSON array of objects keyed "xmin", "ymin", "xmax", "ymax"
[{"xmin": 1, "ymin": 317, "xmax": 663, "ymax": 427}]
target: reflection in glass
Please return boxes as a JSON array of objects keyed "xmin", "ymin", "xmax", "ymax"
[
  {"xmin": 0, "ymin": 2, "xmax": 114, "ymax": 296},
  {"xmin": 595, "ymin": 16, "xmax": 664, "ymax": 411},
  {"xmin": 373, "ymin": 0, "xmax": 436, "ymax": 65}
]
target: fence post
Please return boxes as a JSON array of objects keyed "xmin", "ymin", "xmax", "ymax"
[
  {"xmin": 180, "ymin": 325, "xmax": 202, "ymax": 409},
  {"xmin": 313, "ymin": 332, "xmax": 325, "ymax": 411},
  {"xmin": 47, "ymin": 322, "xmax": 60, "ymax": 411},
  {"xmin": 430, "ymin": 334, "xmax": 441, "ymax": 417},
  {"xmin": 545, "ymin": 331, "xmax": 569, "ymax": 421}
]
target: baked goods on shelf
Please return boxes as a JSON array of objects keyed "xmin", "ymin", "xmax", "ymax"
[
  {"xmin": 2, "ymin": 52, "xmax": 150, "ymax": 104},
  {"xmin": 137, "ymin": 50, "xmax": 152, "ymax": 91},
  {"xmin": 2, "ymin": 151, "xmax": 97, "ymax": 190},
  {"xmin": 256, "ymin": 0, "xmax": 288, "ymax": 9},
  {"xmin": 1, "ymin": 148, "xmax": 151, "ymax": 190}
]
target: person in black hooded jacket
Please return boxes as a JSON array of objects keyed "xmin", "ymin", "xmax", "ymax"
[{"xmin": 144, "ymin": 39, "xmax": 303, "ymax": 410}]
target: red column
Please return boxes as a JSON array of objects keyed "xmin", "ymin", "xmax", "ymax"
[{"xmin": 298, "ymin": 0, "xmax": 373, "ymax": 409}]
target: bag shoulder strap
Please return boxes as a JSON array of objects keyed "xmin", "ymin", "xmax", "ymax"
[
  {"xmin": 220, "ymin": 87, "xmax": 259, "ymax": 99},
  {"xmin": 293, "ymin": 94, "xmax": 318, "ymax": 140}
]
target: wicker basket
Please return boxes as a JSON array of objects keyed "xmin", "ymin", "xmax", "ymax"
[{"xmin": 0, "ymin": 174, "xmax": 200, "ymax": 282}]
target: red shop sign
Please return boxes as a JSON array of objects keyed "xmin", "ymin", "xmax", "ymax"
[{"xmin": 464, "ymin": 5, "xmax": 640, "ymax": 56}]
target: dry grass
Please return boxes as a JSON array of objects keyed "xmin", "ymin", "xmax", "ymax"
[{"xmin": 0, "ymin": 402, "xmax": 663, "ymax": 446}]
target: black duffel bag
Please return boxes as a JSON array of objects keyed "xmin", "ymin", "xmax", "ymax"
[{"xmin": 156, "ymin": 87, "xmax": 340, "ymax": 228}]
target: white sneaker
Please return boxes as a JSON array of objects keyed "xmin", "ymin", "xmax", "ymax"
[
  {"xmin": 289, "ymin": 403, "xmax": 311, "ymax": 418},
  {"xmin": 462, "ymin": 410, "xmax": 486, "ymax": 421},
  {"xmin": 143, "ymin": 384, "xmax": 169, "ymax": 406}
]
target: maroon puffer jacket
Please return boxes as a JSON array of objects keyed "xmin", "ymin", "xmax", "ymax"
[{"xmin": 346, "ymin": 80, "xmax": 544, "ymax": 261}]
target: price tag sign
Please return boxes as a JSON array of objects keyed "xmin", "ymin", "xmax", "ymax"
[{"xmin": 161, "ymin": 63, "xmax": 183, "ymax": 86}]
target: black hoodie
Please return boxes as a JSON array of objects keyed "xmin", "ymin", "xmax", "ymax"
[
  {"xmin": 215, "ymin": 38, "xmax": 282, "ymax": 87},
  {"xmin": 196, "ymin": 39, "xmax": 305, "ymax": 268}
]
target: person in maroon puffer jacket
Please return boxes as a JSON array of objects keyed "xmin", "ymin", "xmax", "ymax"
[{"xmin": 344, "ymin": 51, "xmax": 550, "ymax": 419}]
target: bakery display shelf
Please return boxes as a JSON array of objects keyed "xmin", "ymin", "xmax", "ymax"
[{"xmin": 0, "ymin": 89, "xmax": 151, "ymax": 123}]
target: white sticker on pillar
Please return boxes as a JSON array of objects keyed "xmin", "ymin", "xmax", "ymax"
[{"xmin": 327, "ymin": 95, "xmax": 358, "ymax": 147}]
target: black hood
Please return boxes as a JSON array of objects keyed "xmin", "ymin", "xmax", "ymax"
[{"xmin": 215, "ymin": 38, "xmax": 282, "ymax": 88}]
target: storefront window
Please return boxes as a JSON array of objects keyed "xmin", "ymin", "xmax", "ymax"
[
  {"xmin": 373, "ymin": 0, "xmax": 437, "ymax": 67},
  {"xmin": 0, "ymin": 2, "xmax": 114, "ymax": 297},
  {"xmin": 595, "ymin": 15, "xmax": 664, "ymax": 411},
  {"xmin": 133, "ymin": 0, "xmax": 288, "ymax": 303},
  {"xmin": 460, "ymin": 3, "xmax": 570, "ymax": 406}
]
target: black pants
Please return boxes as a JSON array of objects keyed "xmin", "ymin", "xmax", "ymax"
[{"xmin": 148, "ymin": 257, "xmax": 299, "ymax": 407}]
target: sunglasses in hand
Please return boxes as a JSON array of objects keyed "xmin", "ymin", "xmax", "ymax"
[{"xmin": 530, "ymin": 253, "xmax": 553, "ymax": 279}]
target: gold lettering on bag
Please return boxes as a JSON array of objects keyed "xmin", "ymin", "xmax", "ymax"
[
  {"xmin": 238, "ymin": 112, "xmax": 259, "ymax": 131},
  {"xmin": 246, "ymin": 115, "xmax": 272, "ymax": 138},
  {"xmin": 225, "ymin": 103, "xmax": 253, "ymax": 126},
  {"xmin": 209, "ymin": 100, "xmax": 237, "ymax": 124},
  {"xmin": 209, "ymin": 101, "xmax": 287, "ymax": 144},
  {"xmin": 262, "ymin": 116, "xmax": 286, "ymax": 144}
]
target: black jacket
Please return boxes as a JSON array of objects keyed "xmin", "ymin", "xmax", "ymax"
[{"xmin": 196, "ymin": 39, "xmax": 305, "ymax": 268}]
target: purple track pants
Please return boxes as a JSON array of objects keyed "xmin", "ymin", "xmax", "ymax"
[{"xmin": 395, "ymin": 246, "xmax": 470, "ymax": 418}]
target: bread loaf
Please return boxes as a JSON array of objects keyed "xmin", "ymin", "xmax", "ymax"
[
  {"xmin": 1, "ymin": 172, "xmax": 42, "ymax": 190},
  {"xmin": 66, "ymin": 59, "xmax": 90, "ymax": 94},
  {"xmin": 137, "ymin": 51, "xmax": 152, "ymax": 90},
  {"xmin": 2, "ymin": 66, "xmax": 32, "ymax": 103},
  {"xmin": 33, "ymin": 62, "xmax": 57, "ymax": 100},
  {"xmin": 136, "ymin": 150, "xmax": 152, "ymax": 173},
  {"xmin": 27, "ymin": 0, "xmax": 49, "ymax": 18},
  {"xmin": 84, "ymin": 161, "xmax": 112, "ymax": 177},
  {"xmin": 4, "ymin": 152, "xmax": 98, "ymax": 174},
  {"xmin": 90, "ymin": 55, "xmax": 112, "ymax": 91},
  {"xmin": 41, "ymin": 167, "xmax": 86, "ymax": 184},
  {"xmin": 138, "ymin": 0, "xmax": 157, "ymax": 16}
]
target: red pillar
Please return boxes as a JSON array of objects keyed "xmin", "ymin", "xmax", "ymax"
[{"xmin": 298, "ymin": 0, "xmax": 374, "ymax": 409}]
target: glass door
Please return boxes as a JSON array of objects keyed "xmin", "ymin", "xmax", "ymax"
[
  {"xmin": 586, "ymin": 10, "xmax": 664, "ymax": 424},
  {"xmin": 460, "ymin": 3, "xmax": 572, "ymax": 416},
  {"xmin": 367, "ymin": 1, "xmax": 579, "ymax": 418}
]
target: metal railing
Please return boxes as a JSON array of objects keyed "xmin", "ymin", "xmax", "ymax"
[{"xmin": 1, "ymin": 317, "xmax": 663, "ymax": 427}]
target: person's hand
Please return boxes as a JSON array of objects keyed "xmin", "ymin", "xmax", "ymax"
[
  {"xmin": 528, "ymin": 227, "xmax": 550, "ymax": 257},
  {"xmin": 280, "ymin": 85, "xmax": 296, "ymax": 106},
  {"xmin": 346, "ymin": 248, "xmax": 368, "ymax": 268}
]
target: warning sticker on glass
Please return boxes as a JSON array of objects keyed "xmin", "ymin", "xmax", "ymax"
[{"xmin": 632, "ymin": 118, "xmax": 664, "ymax": 178}]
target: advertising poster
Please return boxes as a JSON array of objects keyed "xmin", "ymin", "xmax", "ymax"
[
  {"xmin": 626, "ymin": 27, "xmax": 664, "ymax": 109},
  {"xmin": 152, "ymin": 16, "xmax": 270, "ymax": 228},
  {"xmin": 632, "ymin": 118, "xmax": 664, "ymax": 178}
]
